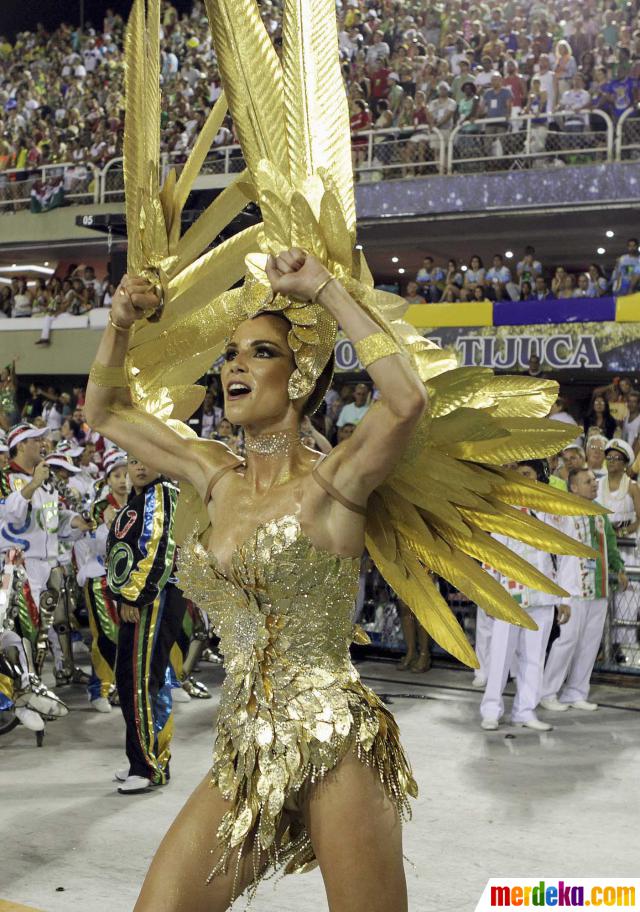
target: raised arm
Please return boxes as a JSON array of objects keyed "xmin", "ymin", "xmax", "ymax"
[
  {"xmin": 265, "ymin": 250, "xmax": 427, "ymax": 504},
  {"xmin": 84, "ymin": 275, "xmax": 233, "ymax": 498}
]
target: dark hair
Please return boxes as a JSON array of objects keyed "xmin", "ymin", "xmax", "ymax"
[
  {"xmin": 249, "ymin": 310, "xmax": 333, "ymax": 416},
  {"xmin": 584, "ymin": 396, "xmax": 616, "ymax": 439},
  {"xmin": 519, "ymin": 459, "xmax": 549, "ymax": 484},
  {"xmin": 567, "ymin": 466, "xmax": 590, "ymax": 490}
]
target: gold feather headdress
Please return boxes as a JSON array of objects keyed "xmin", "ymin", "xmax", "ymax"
[{"xmin": 121, "ymin": 0, "xmax": 605, "ymax": 667}]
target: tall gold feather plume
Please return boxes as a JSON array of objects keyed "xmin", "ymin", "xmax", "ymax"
[{"xmin": 118, "ymin": 0, "xmax": 608, "ymax": 669}]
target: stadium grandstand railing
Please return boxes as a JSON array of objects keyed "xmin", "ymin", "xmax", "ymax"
[{"xmin": 1, "ymin": 108, "xmax": 638, "ymax": 211}]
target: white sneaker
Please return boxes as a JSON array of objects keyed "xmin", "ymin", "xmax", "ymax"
[
  {"xmin": 568, "ymin": 700, "xmax": 598, "ymax": 711},
  {"xmin": 117, "ymin": 775, "xmax": 152, "ymax": 794},
  {"xmin": 539, "ymin": 697, "xmax": 569, "ymax": 712},
  {"xmin": 171, "ymin": 687, "xmax": 191, "ymax": 703},
  {"xmin": 16, "ymin": 706, "xmax": 45, "ymax": 731},
  {"xmin": 472, "ymin": 676, "xmax": 487, "ymax": 689},
  {"xmin": 91, "ymin": 697, "xmax": 112, "ymax": 713},
  {"xmin": 480, "ymin": 718, "xmax": 499, "ymax": 730},
  {"xmin": 514, "ymin": 718, "xmax": 553, "ymax": 732},
  {"xmin": 114, "ymin": 767, "xmax": 129, "ymax": 782}
]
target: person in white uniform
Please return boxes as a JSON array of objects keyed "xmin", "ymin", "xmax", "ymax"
[
  {"xmin": 0, "ymin": 423, "xmax": 92, "ymax": 685},
  {"xmin": 597, "ymin": 438, "xmax": 640, "ymax": 658},
  {"xmin": 541, "ymin": 467, "xmax": 627, "ymax": 712},
  {"xmin": 480, "ymin": 460, "xmax": 571, "ymax": 732},
  {"xmin": 472, "ymin": 607, "xmax": 493, "ymax": 688}
]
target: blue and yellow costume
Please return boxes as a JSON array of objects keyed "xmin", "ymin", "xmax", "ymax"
[{"xmin": 107, "ymin": 476, "xmax": 186, "ymax": 784}]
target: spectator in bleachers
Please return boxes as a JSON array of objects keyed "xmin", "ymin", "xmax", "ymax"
[
  {"xmin": 404, "ymin": 280, "xmax": 426, "ymax": 305},
  {"xmin": 573, "ymin": 273, "xmax": 594, "ymax": 297},
  {"xmin": 451, "ymin": 60, "xmax": 475, "ymax": 102},
  {"xmin": 350, "ymin": 99, "xmax": 372, "ymax": 169},
  {"xmin": 558, "ymin": 273, "xmax": 577, "ymax": 298},
  {"xmin": 599, "ymin": 439, "xmax": 640, "ymax": 538},
  {"xmin": 611, "ymin": 238, "xmax": 640, "ymax": 295},
  {"xmin": 516, "ymin": 246, "xmax": 543, "ymax": 289},
  {"xmin": 554, "ymin": 39, "xmax": 579, "ymax": 98},
  {"xmin": 403, "ymin": 90, "xmax": 430, "ymax": 174},
  {"xmin": 519, "ymin": 279, "xmax": 534, "ymax": 301},
  {"xmin": 337, "ymin": 382, "xmax": 371, "ymax": 428},
  {"xmin": 460, "ymin": 255, "xmax": 486, "ymax": 301},
  {"xmin": 503, "ymin": 59, "xmax": 527, "ymax": 115},
  {"xmin": 588, "ymin": 263, "xmax": 609, "ymax": 296},
  {"xmin": 593, "ymin": 375, "xmax": 635, "ymax": 423},
  {"xmin": 622, "ymin": 390, "xmax": 640, "ymax": 452},
  {"xmin": 481, "ymin": 72, "xmax": 513, "ymax": 158},
  {"xmin": 11, "ymin": 278, "xmax": 32, "ymax": 318},
  {"xmin": 485, "ymin": 254, "xmax": 515, "ymax": 301},
  {"xmin": 534, "ymin": 54, "xmax": 555, "ymax": 110},
  {"xmin": 586, "ymin": 434, "xmax": 608, "ymax": 479},
  {"xmin": 549, "ymin": 396, "xmax": 580, "ymax": 431},
  {"xmin": 523, "ymin": 76, "xmax": 550, "ymax": 154},
  {"xmin": 550, "ymin": 266, "xmax": 566, "ymax": 297},
  {"xmin": 558, "ymin": 74, "xmax": 591, "ymax": 133},
  {"xmin": 426, "ymin": 81, "xmax": 457, "ymax": 152},
  {"xmin": 584, "ymin": 394, "xmax": 617, "ymax": 440},
  {"xmin": 533, "ymin": 275, "xmax": 553, "ymax": 300},
  {"xmin": 415, "ymin": 255, "xmax": 445, "ymax": 302},
  {"xmin": 440, "ymin": 258, "xmax": 464, "ymax": 302}
]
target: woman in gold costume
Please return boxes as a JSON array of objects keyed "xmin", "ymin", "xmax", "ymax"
[
  {"xmin": 86, "ymin": 250, "xmax": 426, "ymax": 911},
  {"xmin": 85, "ymin": 0, "xmax": 605, "ymax": 907}
]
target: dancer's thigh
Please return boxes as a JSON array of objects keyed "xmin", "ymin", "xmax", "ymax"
[
  {"xmin": 134, "ymin": 773, "xmax": 267, "ymax": 912},
  {"xmin": 303, "ymin": 749, "xmax": 407, "ymax": 912}
]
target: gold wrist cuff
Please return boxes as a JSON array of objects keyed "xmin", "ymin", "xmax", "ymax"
[
  {"xmin": 89, "ymin": 361, "xmax": 129, "ymax": 388},
  {"xmin": 354, "ymin": 332, "xmax": 400, "ymax": 369}
]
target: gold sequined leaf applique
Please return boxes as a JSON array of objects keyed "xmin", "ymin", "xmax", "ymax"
[{"xmin": 230, "ymin": 806, "xmax": 254, "ymax": 846}]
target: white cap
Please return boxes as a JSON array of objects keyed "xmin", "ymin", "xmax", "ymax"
[
  {"xmin": 605, "ymin": 438, "xmax": 635, "ymax": 464},
  {"xmin": 44, "ymin": 454, "xmax": 82, "ymax": 474},
  {"xmin": 7, "ymin": 423, "xmax": 49, "ymax": 450}
]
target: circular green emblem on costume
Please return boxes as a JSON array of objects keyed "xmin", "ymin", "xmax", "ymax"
[{"xmin": 107, "ymin": 543, "xmax": 134, "ymax": 590}]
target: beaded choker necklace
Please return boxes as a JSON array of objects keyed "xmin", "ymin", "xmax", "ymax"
[{"xmin": 244, "ymin": 429, "xmax": 301, "ymax": 457}]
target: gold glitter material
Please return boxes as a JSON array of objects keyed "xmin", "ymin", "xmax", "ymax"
[
  {"xmin": 244, "ymin": 430, "xmax": 302, "ymax": 457},
  {"xmin": 177, "ymin": 514, "xmax": 417, "ymax": 901},
  {"xmin": 88, "ymin": 362, "xmax": 129, "ymax": 389},
  {"xmin": 354, "ymin": 333, "xmax": 401, "ymax": 370}
]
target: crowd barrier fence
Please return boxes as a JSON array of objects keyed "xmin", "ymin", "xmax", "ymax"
[{"xmin": 0, "ymin": 107, "xmax": 637, "ymax": 211}]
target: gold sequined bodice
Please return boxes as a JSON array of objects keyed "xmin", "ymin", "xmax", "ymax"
[{"xmin": 177, "ymin": 513, "xmax": 416, "ymax": 893}]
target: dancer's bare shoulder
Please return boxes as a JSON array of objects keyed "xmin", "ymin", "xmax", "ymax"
[{"xmin": 182, "ymin": 436, "xmax": 243, "ymax": 500}]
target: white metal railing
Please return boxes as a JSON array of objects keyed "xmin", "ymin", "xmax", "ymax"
[
  {"xmin": 0, "ymin": 161, "xmax": 100, "ymax": 210},
  {"xmin": 352, "ymin": 125, "xmax": 446, "ymax": 179},
  {"xmin": 615, "ymin": 104, "xmax": 640, "ymax": 161},
  {"xmin": 448, "ymin": 108, "xmax": 614, "ymax": 173},
  {"xmin": 101, "ymin": 156, "xmax": 124, "ymax": 202},
  {"xmin": 1, "ymin": 108, "xmax": 638, "ymax": 213}
]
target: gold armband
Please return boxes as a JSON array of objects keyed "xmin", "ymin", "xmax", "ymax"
[
  {"xmin": 89, "ymin": 361, "xmax": 129, "ymax": 389},
  {"xmin": 354, "ymin": 332, "xmax": 400, "ymax": 369}
]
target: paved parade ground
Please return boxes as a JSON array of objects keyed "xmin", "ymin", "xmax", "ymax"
[{"xmin": 2, "ymin": 660, "xmax": 639, "ymax": 912}]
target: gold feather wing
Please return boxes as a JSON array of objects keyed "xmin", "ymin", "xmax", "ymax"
[
  {"xmin": 120, "ymin": 0, "xmax": 270, "ymax": 433},
  {"xmin": 193, "ymin": 0, "xmax": 605, "ymax": 666}
]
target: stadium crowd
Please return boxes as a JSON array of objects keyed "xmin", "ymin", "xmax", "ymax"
[
  {"xmin": 1, "ymin": 0, "xmax": 640, "ymax": 195},
  {"xmin": 403, "ymin": 238, "xmax": 640, "ymax": 304},
  {"xmin": 0, "ymin": 237, "xmax": 637, "ymax": 319}
]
